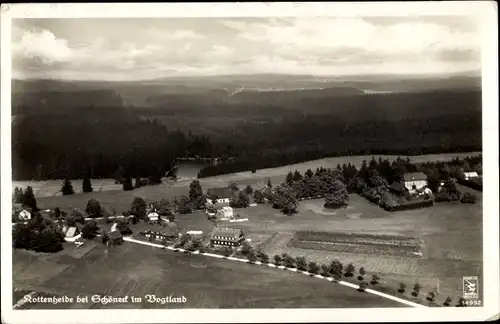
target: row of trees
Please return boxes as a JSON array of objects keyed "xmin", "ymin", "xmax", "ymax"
[{"xmin": 217, "ymin": 243, "xmax": 465, "ymax": 306}]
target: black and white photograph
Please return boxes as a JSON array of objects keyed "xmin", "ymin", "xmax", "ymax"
[{"xmin": 1, "ymin": 2, "xmax": 498, "ymax": 323}]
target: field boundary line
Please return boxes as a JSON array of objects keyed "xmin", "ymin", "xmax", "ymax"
[{"xmin": 122, "ymin": 236, "xmax": 427, "ymax": 308}]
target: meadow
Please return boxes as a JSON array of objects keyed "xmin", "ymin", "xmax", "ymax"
[
  {"xmin": 12, "ymin": 241, "xmax": 404, "ymax": 309},
  {"xmin": 217, "ymin": 191, "xmax": 483, "ymax": 304},
  {"xmin": 15, "ymin": 151, "xmax": 480, "ymax": 200}
]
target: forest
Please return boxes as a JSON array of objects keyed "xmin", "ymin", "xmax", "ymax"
[{"xmin": 12, "ymin": 86, "xmax": 482, "ymax": 181}]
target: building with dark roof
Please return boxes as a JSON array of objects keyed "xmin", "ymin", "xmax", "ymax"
[
  {"xmin": 210, "ymin": 227, "xmax": 245, "ymax": 247},
  {"xmin": 207, "ymin": 188, "xmax": 234, "ymax": 204},
  {"xmin": 389, "ymin": 181, "xmax": 406, "ymax": 195}
]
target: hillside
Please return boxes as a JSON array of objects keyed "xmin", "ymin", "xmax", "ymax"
[{"xmin": 11, "ymin": 74, "xmax": 482, "ymax": 180}]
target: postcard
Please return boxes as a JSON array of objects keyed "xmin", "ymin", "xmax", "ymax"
[{"xmin": 1, "ymin": 2, "xmax": 498, "ymax": 323}]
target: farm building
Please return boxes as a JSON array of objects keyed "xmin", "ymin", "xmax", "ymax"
[
  {"xmin": 210, "ymin": 227, "xmax": 245, "ymax": 247},
  {"xmin": 463, "ymin": 171, "xmax": 479, "ymax": 180},
  {"xmin": 109, "ymin": 230, "xmax": 124, "ymax": 245},
  {"xmin": 143, "ymin": 228, "xmax": 176, "ymax": 241},
  {"xmin": 206, "ymin": 188, "xmax": 234, "ymax": 204},
  {"xmin": 18, "ymin": 209, "xmax": 32, "ymax": 221},
  {"xmin": 62, "ymin": 226, "xmax": 81, "ymax": 242},
  {"xmin": 403, "ymin": 172, "xmax": 428, "ymax": 194},
  {"xmin": 217, "ymin": 206, "xmax": 234, "ymax": 219},
  {"xmin": 389, "ymin": 182, "xmax": 406, "ymax": 195},
  {"xmin": 147, "ymin": 212, "xmax": 159, "ymax": 222}
]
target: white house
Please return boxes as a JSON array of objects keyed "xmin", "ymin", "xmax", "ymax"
[
  {"xmin": 186, "ymin": 230, "xmax": 203, "ymax": 236},
  {"xmin": 147, "ymin": 212, "xmax": 159, "ymax": 222},
  {"xmin": 207, "ymin": 188, "xmax": 234, "ymax": 204},
  {"xmin": 403, "ymin": 172, "xmax": 428, "ymax": 194},
  {"xmin": 18, "ymin": 210, "xmax": 32, "ymax": 221},
  {"xmin": 217, "ymin": 206, "xmax": 234, "ymax": 219},
  {"xmin": 463, "ymin": 171, "xmax": 479, "ymax": 180}
]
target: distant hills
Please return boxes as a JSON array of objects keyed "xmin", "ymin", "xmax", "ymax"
[{"xmin": 11, "ymin": 73, "xmax": 481, "ymax": 110}]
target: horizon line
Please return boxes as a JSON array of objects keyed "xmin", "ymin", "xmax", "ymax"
[{"xmin": 12, "ymin": 69, "xmax": 482, "ymax": 83}]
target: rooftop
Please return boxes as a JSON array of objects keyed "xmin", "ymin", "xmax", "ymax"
[
  {"xmin": 210, "ymin": 227, "xmax": 243, "ymax": 240},
  {"xmin": 207, "ymin": 188, "xmax": 234, "ymax": 199}
]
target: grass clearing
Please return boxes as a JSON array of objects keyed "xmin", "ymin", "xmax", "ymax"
[
  {"xmin": 13, "ymin": 242, "xmax": 404, "ymax": 309},
  {"xmin": 290, "ymin": 231, "xmax": 423, "ymax": 258}
]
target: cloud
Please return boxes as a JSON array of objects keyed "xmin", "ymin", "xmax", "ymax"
[
  {"xmin": 13, "ymin": 29, "xmax": 73, "ymax": 64},
  {"xmin": 12, "ymin": 17, "xmax": 481, "ymax": 80}
]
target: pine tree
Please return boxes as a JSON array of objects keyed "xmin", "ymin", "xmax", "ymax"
[
  {"xmin": 266, "ymin": 179, "xmax": 272, "ymax": 188},
  {"xmin": 305, "ymin": 169, "xmax": 314, "ymax": 178},
  {"xmin": 244, "ymin": 184, "xmax": 253, "ymax": 195},
  {"xmin": 130, "ymin": 197, "xmax": 147, "ymax": 219},
  {"xmin": 122, "ymin": 176, "xmax": 134, "ymax": 191},
  {"xmin": 292, "ymin": 170, "xmax": 303, "ymax": 182},
  {"xmin": 324, "ymin": 180, "xmax": 349, "ymax": 209},
  {"xmin": 135, "ymin": 175, "xmax": 141, "ymax": 188},
  {"xmin": 61, "ymin": 178, "xmax": 75, "ymax": 196},
  {"xmin": 272, "ymin": 184, "xmax": 298, "ymax": 215},
  {"xmin": 23, "ymin": 186, "xmax": 38, "ymax": 211},
  {"xmin": 82, "ymin": 176, "xmax": 93, "ymax": 193},
  {"xmin": 12, "ymin": 187, "xmax": 24, "ymax": 204},
  {"xmin": 253, "ymin": 190, "xmax": 265, "ymax": 204},
  {"xmin": 286, "ymin": 171, "xmax": 294, "ymax": 184},
  {"xmin": 189, "ymin": 180, "xmax": 205, "ymax": 209},
  {"xmin": 85, "ymin": 198, "xmax": 102, "ymax": 218}
]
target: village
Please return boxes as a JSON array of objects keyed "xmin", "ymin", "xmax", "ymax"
[{"xmin": 11, "ymin": 155, "xmax": 482, "ymax": 309}]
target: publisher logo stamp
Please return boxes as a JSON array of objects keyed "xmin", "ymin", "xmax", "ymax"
[{"xmin": 463, "ymin": 276, "xmax": 479, "ymax": 299}]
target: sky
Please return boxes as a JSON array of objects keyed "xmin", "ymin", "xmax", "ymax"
[{"xmin": 11, "ymin": 17, "xmax": 482, "ymax": 81}]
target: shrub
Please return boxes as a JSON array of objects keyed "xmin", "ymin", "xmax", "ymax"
[
  {"xmin": 461, "ymin": 192, "xmax": 477, "ymax": 204},
  {"xmin": 358, "ymin": 282, "xmax": 367, "ymax": 292},
  {"xmin": 371, "ymin": 274, "xmax": 380, "ymax": 285},
  {"xmin": 247, "ymin": 253, "xmax": 257, "ymax": 263},
  {"xmin": 411, "ymin": 283, "xmax": 421, "ymax": 297},
  {"xmin": 282, "ymin": 253, "xmax": 295, "ymax": 268},
  {"xmin": 443, "ymin": 296, "xmax": 453, "ymax": 307},
  {"xmin": 258, "ymin": 252, "xmax": 270, "ymax": 264},
  {"xmin": 295, "ymin": 256, "xmax": 307, "ymax": 271},
  {"xmin": 222, "ymin": 247, "xmax": 232, "ymax": 257},
  {"xmin": 320, "ymin": 264, "xmax": 330, "ymax": 277},
  {"xmin": 116, "ymin": 219, "xmax": 132, "ymax": 235},
  {"xmin": 308, "ymin": 261, "xmax": 320, "ymax": 274},
  {"xmin": 329, "ymin": 259, "xmax": 344, "ymax": 278},
  {"xmin": 273, "ymin": 255, "xmax": 282, "ymax": 265},
  {"xmin": 398, "ymin": 282, "xmax": 407, "ymax": 293},
  {"xmin": 65, "ymin": 216, "xmax": 77, "ymax": 227},
  {"xmin": 81, "ymin": 220, "xmax": 99, "ymax": 239},
  {"xmin": 426, "ymin": 291, "xmax": 436, "ymax": 302},
  {"xmin": 358, "ymin": 267, "xmax": 366, "ymax": 281},
  {"xmin": 344, "ymin": 263, "xmax": 355, "ymax": 277}
]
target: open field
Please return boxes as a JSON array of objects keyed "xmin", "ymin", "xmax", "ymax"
[
  {"xmin": 214, "ymin": 194, "xmax": 482, "ymax": 303},
  {"xmin": 15, "ymin": 152, "xmax": 480, "ymax": 199},
  {"xmin": 290, "ymin": 231, "xmax": 423, "ymax": 258},
  {"xmin": 12, "ymin": 242, "xmax": 404, "ymax": 309}
]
